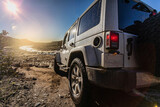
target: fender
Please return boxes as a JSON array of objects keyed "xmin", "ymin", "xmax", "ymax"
[
  {"xmin": 55, "ymin": 52, "xmax": 61, "ymax": 63},
  {"xmin": 67, "ymin": 45, "xmax": 99, "ymax": 67}
]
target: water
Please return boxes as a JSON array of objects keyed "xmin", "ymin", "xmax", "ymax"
[
  {"xmin": 19, "ymin": 45, "xmax": 55, "ymax": 55},
  {"xmin": 19, "ymin": 45, "xmax": 38, "ymax": 52}
]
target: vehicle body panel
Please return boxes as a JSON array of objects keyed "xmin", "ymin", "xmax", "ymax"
[{"xmin": 55, "ymin": 0, "xmax": 157, "ymax": 91}]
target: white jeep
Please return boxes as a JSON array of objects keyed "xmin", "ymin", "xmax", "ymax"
[{"xmin": 54, "ymin": 0, "xmax": 159, "ymax": 106}]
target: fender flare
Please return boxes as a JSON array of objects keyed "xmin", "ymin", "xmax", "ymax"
[
  {"xmin": 55, "ymin": 52, "xmax": 61, "ymax": 63},
  {"xmin": 67, "ymin": 45, "xmax": 99, "ymax": 67}
]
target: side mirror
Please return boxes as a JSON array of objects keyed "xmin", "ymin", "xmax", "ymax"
[
  {"xmin": 61, "ymin": 45, "xmax": 63, "ymax": 49},
  {"xmin": 63, "ymin": 45, "xmax": 66, "ymax": 49},
  {"xmin": 61, "ymin": 45, "xmax": 66, "ymax": 49}
]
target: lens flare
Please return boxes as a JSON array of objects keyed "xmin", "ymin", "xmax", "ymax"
[
  {"xmin": 154, "ymin": 104, "xmax": 158, "ymax": 107},
  {"xmin": 4, "ymin": 0, "xmax": 19, "ymax": 15}
]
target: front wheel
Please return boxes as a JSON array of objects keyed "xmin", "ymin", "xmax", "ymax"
[{"xmin": 68, "ymin": 58, "xmax": 90, "ymax": 107}]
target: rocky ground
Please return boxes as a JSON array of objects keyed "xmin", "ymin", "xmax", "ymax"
[
  {"xmin": 0, "ymin": 48, "xmax": 75, "ymax": 107},
  {"xmin": 11, "ymin": 49, "xmax": 55, "ymax": 69},
  {"xmin": 1, "ymin": 47, "xmax": 160, "ymax": 107},
  {"xmin": 0, "ymin": 67, "xmax": 74, "ymax": 107}
]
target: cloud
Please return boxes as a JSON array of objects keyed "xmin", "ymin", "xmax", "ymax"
[{"xmin": 12, "ymin": 25, "xmax": 17, "ymax": 30}]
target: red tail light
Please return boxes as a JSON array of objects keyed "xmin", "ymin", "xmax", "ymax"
[
  {"xmin": 106, "ymin": 32, "xmax": 119, "ymax": 49},
  {"xmin": 152, "ymin": 12, "xmax": 157, "ymax": 16},
  {"xmin": 151, "ymin": 10, "xmax": 157, "ymax": 16}
]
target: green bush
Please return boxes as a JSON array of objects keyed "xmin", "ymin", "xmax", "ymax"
[{"xmin": 0, "ymin": 50, "xmax": 14, "ymax": 76}]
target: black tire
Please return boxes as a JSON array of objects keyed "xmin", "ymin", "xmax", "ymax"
[
  {"xmin": 138, "ymin": 13, "xmax": 160, "ymax": 76},
  {"xmin": 54, "ymin": 58, "xmax": 60, "ymax": 74},
  {"xmin": 68, "ymin": 58, "xmax": 90, "ymax": 107}
]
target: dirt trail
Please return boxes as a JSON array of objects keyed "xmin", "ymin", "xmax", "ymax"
[
  {"xmin": 18, "ymin": 67, "xmax": 75, "ymax": 107},
  {"xmin": 1, "ymin": 66, "xmax": 159, "ymax": 107},
  {"xmin": 0, "ymin": 67, "xmax": 74, "ymax": 107}
]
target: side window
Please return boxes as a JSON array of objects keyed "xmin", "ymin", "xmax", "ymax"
[
  {"xmin": 68, "ymin": 24, "xmax": 77, "ymax": 41},
  {"xmin": 63, "ymin": 33, "xmax": 68, "ymax": 46},
  {"xmin": 78, "ymin": 0, "xmax": 101, "ymax": 35}
]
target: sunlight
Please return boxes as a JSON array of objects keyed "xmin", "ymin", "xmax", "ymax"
[
  {"xmin": 19, "ymin": 46, "xmax": 38, "ymax": 52},
  {"xmin": 4, "ymin": 0, "xmax": 19, "ymax": 15}
]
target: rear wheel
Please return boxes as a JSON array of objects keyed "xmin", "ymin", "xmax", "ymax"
[{"xmin": 68, "ymin": 58, "xmax": 90, "ymax": 107}]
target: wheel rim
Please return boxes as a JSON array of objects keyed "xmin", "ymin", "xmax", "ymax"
[{"xmin": 71, "ymin": 64, "xmax": 83, "ymax": 97}]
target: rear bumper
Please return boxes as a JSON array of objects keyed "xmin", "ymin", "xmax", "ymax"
[
  {"xmin": 86, "ymin": 67, "xmax": 136, "ymax": 91},
  {"xmin": 86, "ymin": 67, "xmax": 160, "ymax": 92}
]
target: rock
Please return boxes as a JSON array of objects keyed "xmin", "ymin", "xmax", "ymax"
[
  {"xmin": 17, "ymin": 95, "xmax": 20, "ymax": 99},
  {"xmin": 54, "ymin": 90, "xmax": 59, "ymax": 93},
  {"xmin": 59, "ymin": 94, "xmax": 64, "ymax": 98},
  {"xmin": 32, "ymin": 77, "xmax": 37, "ymax": 80},
  {"xmin": 29, "ymin": 64, "xmax": 33, "ymax": 67},
  {"xmin": 12, "ymin": 63, "xmax": 20, "ymax": 67},
  {"xmin": 24, "ymin": 85, "xmax": 29, "ymax": 89},
  {"xmin": 35, "ymin": 102, "xmax": 41, "ymax": 107},
  {"xmin": 43, "ymin": 93, "xmax": 49, "ymax": 97},
  {"xmin": 12, "ymin": 67, "xmax": 18, "ymax": 71},
  {"xmin": 26, "ymin": 67, "xmax": 31, "ymax": 71},
  {"xmin": 13, "ymin": 83, "xmax": 20, "ymax": 86}
]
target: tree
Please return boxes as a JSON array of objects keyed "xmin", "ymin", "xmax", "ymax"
[{"xmin": 2, "ymin": 30, "xmax": 9, "ymax": 36}]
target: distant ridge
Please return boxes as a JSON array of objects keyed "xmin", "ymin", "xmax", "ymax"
[
  {"xmin": 0, "ymin": 35, "xmax": 33, "ymax": 48},
  {"xmin": 0, "ymin": 35, "xmax": 62, "ymax": 50}
]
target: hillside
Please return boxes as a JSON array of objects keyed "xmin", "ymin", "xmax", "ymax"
[
  {"xmin": 0, "ymin": 35, "xmax": 62, "ymax": 50},
  {"xmin": 0, "ymin": 35, "xmax": 33, "ymax": 48}
]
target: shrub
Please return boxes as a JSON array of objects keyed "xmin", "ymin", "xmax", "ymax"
[{"xmin": 0, "ymin": 50, "xmax": 15, "ymax": 77}]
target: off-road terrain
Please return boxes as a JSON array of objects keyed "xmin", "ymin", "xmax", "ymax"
[
  {"xmin": 0, "ymin": 67, "xmax": 74, "ymax": 107},
  {"xmin": 1, "ymin": 47, "xmax": 160, "ymax": 107},
  {"xmin": 0, "ymin": 47, "xmax": 74, "ymax": 107}
]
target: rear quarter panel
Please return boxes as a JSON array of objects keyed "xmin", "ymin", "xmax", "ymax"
[
  {"xmin": 75, "ymin": 32, "xmax": 105, "ymax": 67},
  {"xmin": 74, "ymin": 0, "xmax": 106, "ymax": 67}
]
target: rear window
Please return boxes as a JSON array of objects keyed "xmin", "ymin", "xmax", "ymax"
[{"xmin": 118, "ymin": 0, "xmax": 151, "ymax": 35}]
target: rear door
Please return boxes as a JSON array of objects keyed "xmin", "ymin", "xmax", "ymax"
[
  {"xmin": 118, "ymin": 0, "xmax": 151, "ymax": 68},
  {"xmin": 123, "ymin": 33, "xmax": 137, "ymax": 68}
]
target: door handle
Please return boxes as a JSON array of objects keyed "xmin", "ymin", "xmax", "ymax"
[
  {"xmin": 69, "ymin": 42, "xmax": 75, "ymax": 47},
  {"xmin": 127, "ymin": 38, "xmax": 133, "ymax": 56}
]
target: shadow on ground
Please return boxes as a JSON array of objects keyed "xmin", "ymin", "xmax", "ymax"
[
  {"xmin": 90, "ymin": 86, "xmax": 157, "ymax": 107},
  {"xmin": 56, "ymin": 70, "xmax": 68, "ymax": 78},
  {"xmin": 56, "ymin": 70, "xmax": 157, "ymax": 107}
]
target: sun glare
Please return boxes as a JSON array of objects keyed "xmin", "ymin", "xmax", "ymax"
[{"xmin": 4, "ymin": 0, "xmax": 19, "ymax": 15}]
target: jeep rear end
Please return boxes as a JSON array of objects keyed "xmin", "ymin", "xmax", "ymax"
[{"xmin": 87, "ymin": 0, "xmax": 160, "ymax": 91}]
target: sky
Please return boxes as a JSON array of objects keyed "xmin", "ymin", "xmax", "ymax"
[{"xmin": 0, "ymin": 0, "xmax": 159, "ymax": 42}]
